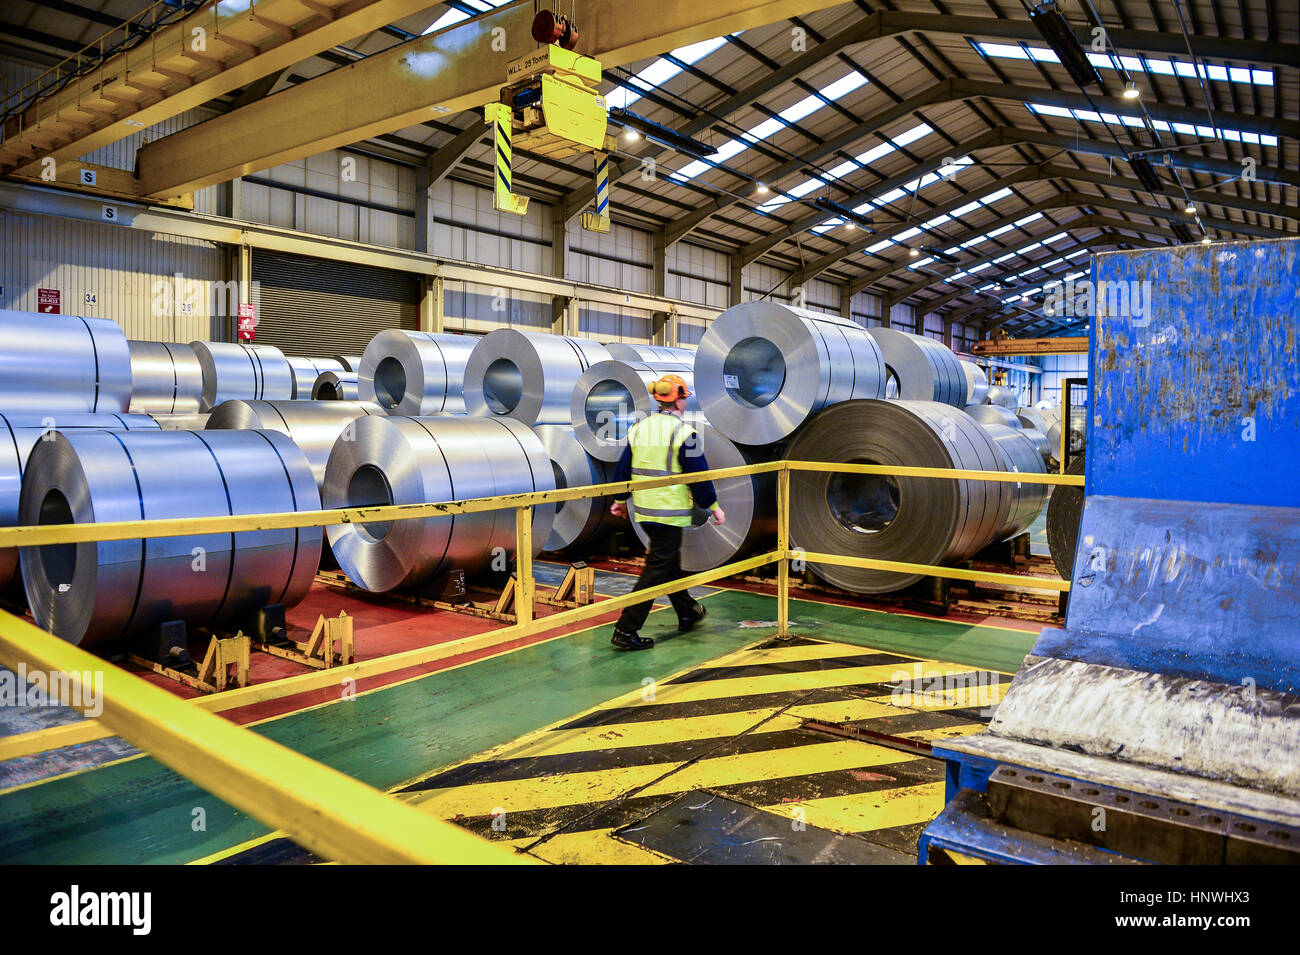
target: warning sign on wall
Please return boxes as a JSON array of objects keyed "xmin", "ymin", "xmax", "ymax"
[
  {"xmin": 237, "ymin": 302, "xmax": 256, "ymax": 341},
  {"xmin": 37, "ymin": 288, "xmax": 60, "ymax": 314}
]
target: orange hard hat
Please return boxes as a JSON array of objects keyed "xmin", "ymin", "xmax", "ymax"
[{"xmin": 650, "ymin": 373, "xmax": 691, "ymax": 401}]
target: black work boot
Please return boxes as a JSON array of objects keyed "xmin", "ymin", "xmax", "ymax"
[
  {"xmin": 677, "ymin": 603, "xmax": 707, "ymax": 632},
  {"xmin": 611, "ymin": 628, "xmax": 654, "ymax": 650}
]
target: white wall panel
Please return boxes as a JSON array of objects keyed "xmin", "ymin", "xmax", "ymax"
[{"xmin": 888, "ymin": 302, "xmax": 917, "ymax": 331}]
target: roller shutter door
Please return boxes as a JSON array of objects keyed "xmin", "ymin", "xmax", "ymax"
[{"xmin": 251, "ymin": 249, "xmax": 418, "ymax": 357}]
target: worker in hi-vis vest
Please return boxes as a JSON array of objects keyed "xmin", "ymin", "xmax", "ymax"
[{"xmin": 608, "ymin": 373, "xmax": 726, "ymax": 651}]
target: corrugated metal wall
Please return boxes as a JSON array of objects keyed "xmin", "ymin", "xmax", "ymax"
[
  {"xmin": 1040, "ymin": 352, "xmax": 1087, "ymax": 405},
  {"xmin": 0, "ymin": 208, "xmax": 221, "ymax": 342}
]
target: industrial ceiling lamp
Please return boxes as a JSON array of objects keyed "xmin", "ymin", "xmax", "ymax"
[
  {"xmin": 1028, "ymin": 0, "xmax": 1103, "ymax": 88},
  {"xmin": 1184, "ymin": 202, "xmax": 1196, "ymax": 214},
  {"xmin": 609, "ymin": 109, "xmax": 716, "ymax": 159},
  {"xmin": 1201, "ymin": 236, "xmax": 1211, "ymax": 244},
  {"xmin": 624, "ymin": 127, "xmax": 641, "ymax": 141},
  {"xmin": 1122, "ymin": 81, "xmax": 1141, "ymax": 100},
  {"xmin": 755, "ymin": 183, "xmax": 769, "ymax": 195},
  {"xmin": 909, "ymin": 247, "xmax": 920, "ymax": 257}
]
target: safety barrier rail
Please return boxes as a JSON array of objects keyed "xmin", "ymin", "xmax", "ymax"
[{"xmin": 0, "ymin": 459, "xmax": 1084, "ymax": 864}]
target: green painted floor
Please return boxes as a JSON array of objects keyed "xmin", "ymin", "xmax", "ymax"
[{"xmin": 0, "ymin": 589, "xmax": 1040, "ymax": 864}]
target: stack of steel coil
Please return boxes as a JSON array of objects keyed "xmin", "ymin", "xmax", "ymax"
[
  {"xmin": 959, "ymin": 359, "xmax": 989, "ymax": 406},
  {"xmin": 695, "ymin": 301, "xmax": 886, "ymax": 445},
  {"xmin": 569, "ymin": 359, "xmax": 699, "ymax": 462},
  {"xmin": 205, "ymin": 399, "xmax": 384, "ymax": 490},
  {"xmin": 312, "ymin": 371, "xmax": 360, "ymax": 401},
  {"xmin": 965, "ymin": 403, "xmax": 1022, "ymax": 430},
  {"xmin": 322, "ymin": 415, "xmax": 556, "ymax": 592},
  {"xmin": 605, "ymin": 343, "xmax": 695, "ymax": 364},
  {"xmin": 0, "ymin": 309, "xmax": 132, "ymax": 414},
  {"xmin": 149, "ymin": 413, "xmax": 211, "ymax": 430},
  {"xmin": 285, "ymin": 356, "xmax": 345, "ymax": 400},
  {"xmin": 985, "ymin": 384, "xmax": 1018, "ymax": 410},
  {"xmin": 20, "ymin": 428, "xmax": 320, "ymax": 647},
  {"xmin": 628, "ymin": 422, "xmax": 778, "ymax": 572},
  {"xmin": 359, "ymin": 330, "xmax": 476, "ymax": 415},
  {"xmin": 332, "ymin": 355, "xmax": 363, "ymax": 372},
  {"xmin": 784, "ymin": 399, "xmax": 1011, "ymax": 594},
  {"xmin": 190, "ymin": 341, "xmax": 295, "ymax": 412},
  {"xmin": 868, "ymin": 328, "xmax": 968, "ymax": 407},
  {"xmin": 0, "ymin": 412, "xmax": 161, "ymax": 593},
  {"xmin": 127, "ymin": 340, "xmax": 205, "ymax": 414},
  {"xmin": 977, "ymin": 422, "xmax": 1050, "ymax": 541},
  {"xmin": 532, "ymin": 425, "xmax": 624, "ymax": 552},
  {"xmin": 463, "ymin": 329, "xmax": 609, "ymax": 426}
]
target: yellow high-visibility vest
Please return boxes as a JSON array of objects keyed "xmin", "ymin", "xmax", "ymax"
[{"xmin": 629, "ymin": 411, "xmax": 695, "ymax": 526}]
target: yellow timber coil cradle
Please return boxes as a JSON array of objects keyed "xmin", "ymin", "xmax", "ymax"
[
  {"xmin": 285, "ymin": 355, "xmax": 346, "ymax": 400},
  {"xmin": 975, "ymin": 422, "xmax": 1050, "ymax": 541},
  {"xmin": 629, "ymin": 421, "xmax": 778, "ymax": 572},
  {"xmin": 127, "ymin": 340, "xmax": 206, "ymax": 414},
  {"xmin": 0, "ymin": 308, "xmax": 132, "ymax": 414},
  {"xmin": 531, "ymin": 425, "xmax": 625, "ymax": 551},
  {"xmin": 0, "ymin": 412, "xmax": 161, "ymax": 594},
  {"xmin": 20, "ymin": 429, "xmax": 321, "ymax": 647},
  {"xmin": 322, "ymin": 415, "xmax": 556, "ymax": 592},
  {"xmin": 569, "ymin": 359, "xmax": 700, "ymax": 463},
  {"xmin": 190, "ymin": 341, "xmax": 295, "ymax": 412},
  {"xmin": 463, "ymin": 328, "xmax": 611, "ymax": 426},
  {"xmin": 359, "ymin": 330, "xmax": 477, "ymax": 416},
  {"xmin": 312, "ymin": 371, "xmax": 360, "ymax": 402},
  {"xmin": 694, "ymin": 301, "xmax": 887, "ymax": 445},
  {"xmin": 868, "ymin": 328, "xmax": 968, "ymax": 407},
  {"xmin": 784, "ymin": 399, "xmax": 1012, "ymax": 594}
]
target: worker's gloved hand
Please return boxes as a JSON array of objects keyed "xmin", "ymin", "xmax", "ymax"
[
  {"xmin": 711, "ymin": 507, "xmax": 726, "ymax": 526},
  {"xmin": 610, "ymin": 501, "xmax": 627, "ymax": 518}
]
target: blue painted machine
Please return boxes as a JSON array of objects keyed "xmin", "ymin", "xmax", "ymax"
[{"xmin": 920, "ymin": 237, "xmax": 1300, "ymax": 864}]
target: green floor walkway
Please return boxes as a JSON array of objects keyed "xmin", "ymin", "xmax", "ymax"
[{"xmin": 0, "ymin": 589, "xmax": 1039, "ymax": 864}]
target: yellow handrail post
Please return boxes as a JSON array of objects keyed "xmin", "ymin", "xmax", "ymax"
[
  {"xmin": 777, "ymin": 463, "xmax": 791, "ymax": 638},
  {"xmin": 515, "ymin": 504, "xmax": 534, "ymax": 626}
]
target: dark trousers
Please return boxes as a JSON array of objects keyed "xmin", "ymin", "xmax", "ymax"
[{"xmin": 616, "ymin": 521, "xmax": 698, "ymax": 634}]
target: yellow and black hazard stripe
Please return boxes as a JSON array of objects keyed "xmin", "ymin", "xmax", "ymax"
[{"xmin": 204, "ymin": 637, "xmax": 1009, "ymax": 865}]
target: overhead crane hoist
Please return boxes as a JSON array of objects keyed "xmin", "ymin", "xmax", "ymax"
[{"xmin": 486, "ymin": 10, "xmax": 615, "ymax": 233}]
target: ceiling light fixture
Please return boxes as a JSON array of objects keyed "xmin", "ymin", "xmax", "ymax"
[
  {"xmin": 755, "ymin": 183, "xmax": 769, "ymax": 195},
  {"xmin": 1028, "ymin": 0, "xmax": 1103, "ymax": 88},
  {"xmin": 909, "ymin": 247, "xmax": 920, "ymax": 258},
  {"xmin": 1122, "ymin": 81, "xmax": 1141, "ymax": 100},
  {"xmin": 1184, "ymin": 203, "xmax": 1196, "ymax": 214}
]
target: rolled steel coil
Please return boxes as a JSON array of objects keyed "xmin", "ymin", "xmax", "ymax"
[
  {"xmin": 358, "ymin": 330, "xmax": 477, "ymax": 415},
  {"xmin": 985, "ymin": 384, "xmax": 1018, "ymax": 410},
  {"xmin": 322, "ymin": 416, "xmax": 556, "ymax": 592},
  {"xmin": 964, "ymin": 404, "xmax": 1022, "ymax": 430},
  {"xmin": 784, "ymin": 399, "xmax": 1011, "ymax": 594},
  {"xmin": 532, "ymin": 425, "xmax": 624, "ymax": 552},
  {"xmin": 149, "ymin": 412, "xmax": 211, "ymax": 430},
  {"xmin": 629, "ymin": 422, "xmax": 778, "ymax": 572},
  {"xmin": 1047, "ymin": 455, "xmax": 1086, "ymax": 579},
  {"xmin": 312, "ymin": 371, "xmax": 360, "ymax": 401},
  {"xmin": 1016, "ymin": 406, "xmax": 1050, "ymax": 434},
  {"xmin": 867, "ymin": 328, "xmax": 967, "ymax": 407},
  {"xmin": 190, "ymin": 341, "xmax": 294, "ymax": 411},
  {"xmin": 20, "ymin": 428, "xmax": 320, "ymax": 647},
  {"xmin": 569, "ymin": 359, "xmax": 699, "ymax": 463},
  {"xmin": 695, "ymin": 302, "xmax": 886, "ymax": 445},
  {"xmin": 959, "ymin": 359, "xmax": 989, "ymax": 406},
  {"xmin": 206, "ymin": 399, "xmax": 384, "ymax": 490},
  {"xmin": 1019, "ymin": 425, "xmax": 1052, "ymax": 463},
  {"xmin": 285, "ymin": 356, "xmax": 345, "ymax": 399},
  {"xmin": 127, "ymin": 340, "xmax": 205, "ymax": 414},
  {"xmin": 605, "ymin": 343, "xmax": 695, "ymax": 364},
  {"xmin": 0, "ymin": 412, "xmax": 160, "ymax": 592},
  {"xmin": 977, "ymin": 422, "xmax": 1049, "ymax": 541},
  {"xmin": 0, "ymin": 309, "xmax": 131, "ymax": 414},
  {"xmin": 332, "ymin": 355, "xmax": 363, "ymax": 373},
  {"xmin": 463, "ymin": 329, "xmax": 610, "ymax": 426}
]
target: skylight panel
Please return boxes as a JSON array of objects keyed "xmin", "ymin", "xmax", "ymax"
[
  {"xmin": 977, "ymin": 42, "xmax": 1272, "ymax": 86},
  {"xmin": 605, "ymin": 36, "xmax": 730, "ymax": 110},
  {"xmin": 1027, "ymin": 103, "xmax": 1278, "ymax": 147}
]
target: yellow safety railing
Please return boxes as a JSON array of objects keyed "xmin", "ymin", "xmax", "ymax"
[{"xmin": 0, "ymin": 459, "xmax": 1084, "ymax": 864}]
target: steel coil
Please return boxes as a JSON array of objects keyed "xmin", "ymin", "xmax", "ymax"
[
  {"xmin": 0, "ymin": 412, "xmax": 160, "ymax": 593},
  {"xmin": 985, "ymin": 384, "xmax": 1018, "ymax": 410},
  {"xmin": 1016, "ymin": 407, "xmax": 1049, "ymax": 434},
  {"xmin": 190, "ymin": 341, "xmax": 294, "ymax": 411},
  {"xmin": 1046, "ymin": 455, "xmax": 1086, "ymax": 579},
  {"xmin": 322, "ymin": 416, "xmax": 556, "ymax": 592},
  {"xmin": 977, "ymin": 422, "xmax": 1049, "ymax": 541},
  {"xmin": 629, "ymin": 422, "xmax": 778, "ymax": 572},
  {"xmin": 959, "ymin": 359, "xmax": 989, "ymax": 406},
  {"xmin": 149, "ymin": 413, "xmax": 211, "ymax": 430},
  {"xmin": 332, "ymin": 355, "xmax": 362, "ymax": 373},
  {"xmin": 358, "ymin": 330, "xmax": 477, "ymax": 415},
  {"xmin": 206, "ymin": 399, "xmax": 384, "ymax": 490},
  {"xmin": 463, "ymin": 329, "xmax": 610, "ymax": 426},
  {"xmin": 127, "ymin": 340, "xmax": 205, "ymax": 414},
  {"xmin": 868, "ymin": 328, "xmax": 968, "ymax": 407},
  {"xmin": 285, "ymin": 356, "xmax": 345, "ymax": 399},
  {"xmin": 312, "ymin": 371, "xmax": 360, "ymax": 401},
  {"xmin": 695, "ymin": 301, "xmax": 886, "ymax": 445},
  {"xmin": 784, "ymin": 399, "xmax": 1011, "ymax": 594},
  {"xmin": 0, "ymin": 308, "xmax": 131, "ymax": 414},
  {"xmin": 605, "ymin": 343, "xmax": 695, "ymax": 364},
  {"xmin": 569, "ymin": 359, "xmax": 699, "ymax": 463},
  {"xmin": 1019, "ymin": 425, "xmax": 1052, "ymax": 463},
  {"xmin": 20, "ymin": 428, "xmax": 320, "ymax": 647},
  {"xmin": 965, "ymin": 404, "xmax": 1022, "ymax": 429},
  {"xmin": 532, "ymin": 425, "xmax": 623, "ymax": 552}
]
